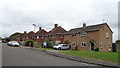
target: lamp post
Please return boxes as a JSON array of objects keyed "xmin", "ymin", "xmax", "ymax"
[{"xmin": 33, "ymin": 24, "xmax": 36, "ymax": 41}]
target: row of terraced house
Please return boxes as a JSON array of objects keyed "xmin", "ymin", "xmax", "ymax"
[{"xmin": 10, "ymin": 23, "xmax": 113, "ymax": 52}]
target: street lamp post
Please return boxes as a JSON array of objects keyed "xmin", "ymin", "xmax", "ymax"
[{"xmin": 33, "ymin": 24, "xmax": 36, "ymax": 41}]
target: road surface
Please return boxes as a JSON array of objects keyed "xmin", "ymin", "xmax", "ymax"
[{"xmin": 2, "ymin": 43, "xmax": 95, "ymax": 66}]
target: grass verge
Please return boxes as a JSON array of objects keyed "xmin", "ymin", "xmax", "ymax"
[
  {"xmin": 33, "ymin": 47, "xmax": 54, "ymax": 50},
  {"xmin": 59, "ymin": 50, "xmax": 120, "ymax": 63}
]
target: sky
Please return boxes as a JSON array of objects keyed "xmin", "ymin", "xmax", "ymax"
[{"xmin": 0, "ymin": 0, "xmax": 119, "ymax": 42}]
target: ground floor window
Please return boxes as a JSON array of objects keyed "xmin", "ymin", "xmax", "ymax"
[
  {"xmin": 99, "ymin": 42, "xmax": 102, "ymax": 48},
  {"xmin": 109, "ymin": 43, "xmax": 111, "ymax": 47},
  {"xmin": 71, "ymin": 42, "xmax": 76, "ymax": 47},
  {"xmin": 81, "ymin": 42, "xmax": 86, "ymax": 47}
]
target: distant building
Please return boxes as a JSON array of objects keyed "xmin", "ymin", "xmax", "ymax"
[
  {"xmin": 26, "ymin": 31, "xmax": 35, "ymax": 41},
  {"xmin": 47, "ymin": 24, "xmax": 67, "ymax": 44},
  {"xmin": 35, "ymin": 27, "xmax": 48, "ymax": 42}
]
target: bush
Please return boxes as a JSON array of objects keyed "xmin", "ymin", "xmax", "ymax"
[
  {"xmin": 94, "ymin": 48, "xmax": 99, "ymax": 52},
  {"xmin": 116, "ymin": 40, "xmax": 120, "ymax": 44},
  {"xmin": 25, "ymin": 40, "xmax": 34, "ymax": 47},
  {"xmin": 44, "ymin": 39, "xmax": 54, "ymax": 48}
]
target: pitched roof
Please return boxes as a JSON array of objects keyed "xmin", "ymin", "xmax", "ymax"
[
  {"xmin": 27, "ymin": 31, "xmax": 34, "ymax": 36},
  {"xmin": 65, "ymin": 23, "xmax": 111, "ymax": 34},
  {"xmin": 36, "ymin": 29, "xmax": 47, "ymax": 36},
  {"xmin": 48, "ymin": 26, "xmax": 67, "ymax": 35}
]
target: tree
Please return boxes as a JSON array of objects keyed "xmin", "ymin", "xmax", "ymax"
[
  {"xmin": 9, "ymin": 32, "xmax": 21, "ymax": 37},
  {"xmin": 116, "ymin": 40, "xmax": 120, "ymax": 44},
  {"xmin": 0, "ymin": 37, "xmax": 2, "ymax": 39}
]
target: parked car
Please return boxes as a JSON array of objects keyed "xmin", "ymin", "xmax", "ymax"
[
  {"xmin": 53, "ymin": 44, "xmax": 69, "ymax": 50},
  {"xmin": 7, "ymin": 41, "xmax": 20, "ymax": 47},
  {"xmin": 0, "ymin": 40, "xmax": 2, "ymax": 43}
]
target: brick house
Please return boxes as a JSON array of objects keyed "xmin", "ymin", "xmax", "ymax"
[
  {"xmin": 64, "ymin": 23, "xmax": 113, "ymax": 52},
  {"xmin": 47, "ymin": 24, "xmax": 67, "ymax": 44},
  {"xmin": 9, "ymin": 31, "xmax": 27, "ymax": 41},
  {"xmin": 35, "ymin": 27, "xmax": 48, "ymax": 42},
  {"xmin": 26, "ymin": 31, "xmax": 35, "ymax": 41},
  {"xmin": 19, "ymin": 31, "xmax": 27, "ymax": 41},
  {"xmin": 10, "ymin": 34, "xmax": 21, "ymax": 41}
]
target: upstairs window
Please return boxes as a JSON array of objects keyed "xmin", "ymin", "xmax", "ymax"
[
  {"xmin": 81, "ymin": 42, "xmax": 86, "ymax": 47},
  {"xmin": 71, "ymin": 34, "xmax": 76, "ymax": 37},
  {"xmin": 80, "ymin": 32, "xmax": 87, "ymax": 36},
  {"xmin": 61, "ymin": 35, "xmax": 63, "ymax": 38},
  {"xmin": 106, "ymin": 32, "xmax": 109, "ymax": 39},
  {"xmin": 26, "ymin": 37, "xmax": 28, "ymax": 39},
  {"xmin": 37, "ymin": 36, "xmax": 39, "ymax": 39}
]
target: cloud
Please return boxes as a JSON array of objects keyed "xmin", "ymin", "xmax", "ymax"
[{"xmin": 0, "ymin": 0, "xmax": 119, "ymax": 42}]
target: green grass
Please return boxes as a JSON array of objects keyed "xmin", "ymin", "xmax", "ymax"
[{"xmin": 59, "ymin": 50, "xmax": 120, "ymax": 63}]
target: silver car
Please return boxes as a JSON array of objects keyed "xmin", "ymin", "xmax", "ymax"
[
  {"xmin": 8, "ymin": 41, "xmax": 20, "ymax": 47},
  {"xmin": 53, "ymin": 44, "xmax": 69, "ymax": 50}
]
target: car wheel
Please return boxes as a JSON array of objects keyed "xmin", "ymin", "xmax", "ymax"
[{"xmin": 58, "ymin": 47, "xmax": 61, "ymax": 50}]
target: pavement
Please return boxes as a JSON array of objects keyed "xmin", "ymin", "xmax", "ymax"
[{"xmin": 22, "ymin": 46, "xmax": 120, "ymax": 68}]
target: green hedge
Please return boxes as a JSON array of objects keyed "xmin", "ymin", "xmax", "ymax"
[
  {"xmin": 94, "ymin": 48, "xmax": 99, "ymax": 52},
  {"xmin": 25, "ymin": 40, "xmax": 34, "ymax": 47}
]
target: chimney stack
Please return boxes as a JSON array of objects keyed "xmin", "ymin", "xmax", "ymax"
[
  {"xmin": 24, "ymin": 31, "xmax": 27, "ymax": 34},
  {"xmin": 39, "ymin": 27, "xmax": 42, "ymax": 31},
  {"xmin": 54, "ymin": 24, "xmax": 58, "ymax": 28},
  {"xmin": 83, "ymin": 23, "xmax": 86, "ymax": 28}
]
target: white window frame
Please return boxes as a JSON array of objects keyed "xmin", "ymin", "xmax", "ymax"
[
  {"xmin": 99, "ymin": 42, "xmax": 102, "ymax": 48},
  {"xmin": 71, "ymin": 34, "xmax": 76, "ymax": 37},
  {"xmin": 26, "ymin": 37, "xmax": 28, "ymax": 39},
  {"xmin": 81, "ymin": 42, "xmax": 86, "ymax": 47},
  {"xmin": 106, "ymin": 32, "xmax": 109, "ymax": 39},
  {"xmin": 61, "ymin": 35, "xmax": 63, "ymax": 38},
  {"xmin": 37, "ymin": 36, "xmax": 39, "ymax": 39},
  {"xmin": 42, "ymin": 36, "xmax": 44, "ymax": 39},
  {"xmin": 71, "ymin": 42, "xmax": 76, "ymax": 47},
  {"xmin": 80, "ymin": 32, "xmax": 87, "ymax": 36},
  {"xmin": 109, "ymin": 43, "xmax": 111, "ymax": 47}
]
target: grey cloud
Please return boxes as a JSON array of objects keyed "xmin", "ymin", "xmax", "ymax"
[{"xmin": 0, "ymin": 0, "xmax": 119, "ymax": 42}]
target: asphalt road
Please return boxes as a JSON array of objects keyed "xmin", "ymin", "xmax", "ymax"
[{"xmin": 2, "ymin": 43, "xmax": 95, "ymax": 66}]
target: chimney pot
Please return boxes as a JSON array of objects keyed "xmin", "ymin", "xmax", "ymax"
[
  {"xmin": 55, "ymin": 24, "xmax": 58, "ymax": 28},
  {"xmin": 24, "ymin": 31, "xmax": 27, "ymax": 34},
  {"xmin": 83, "ymin": 23, "xmax": 86, "ymax": 28},
  {"xmin": 39, "ymin": 27, "xmax": 42, "ymax": 31}
]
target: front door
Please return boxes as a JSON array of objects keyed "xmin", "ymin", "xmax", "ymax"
[{"xmin": 90, "ymin": 42, "xmax": 94, "ymax": 51}]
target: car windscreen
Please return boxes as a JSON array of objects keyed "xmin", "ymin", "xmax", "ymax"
[{"xmin": 12, "ymin": 41, "xmax": 18, "ymax": 43}]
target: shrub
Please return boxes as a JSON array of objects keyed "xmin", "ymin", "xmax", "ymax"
[
  {"xmin": 116, "ymin": 40, "xmax": 120, "ymax": 44},
  {"xmin": 44, "ymin": 39, "xmax": 54, "ymax": 48},
  {"xmin": 94, "ymin": 48, "xmax": 99, "ymax": 52},
  {"xmin": 25, "ymin": 40, "xmax": 34, "ymax": 47}
]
